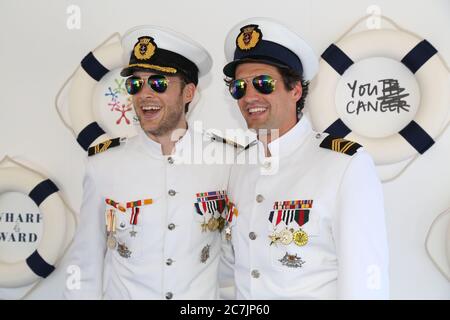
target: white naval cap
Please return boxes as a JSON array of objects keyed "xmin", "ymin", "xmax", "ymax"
[
  {"xmin": 121, "ymin": 25, "xmax": 212, "ymax": 84},
  {"xmin": 223, "ymin": 17, "xmax": 318, "ymax": 81}
]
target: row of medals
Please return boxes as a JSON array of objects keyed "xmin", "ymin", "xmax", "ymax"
[
  {"xmin": 270, "ymin": 227, "xmax": 308, "ymax": 268},
  {"xmin": 201, "ymin": 216, "xmax": 233, "ymax": 242},
  {"xmin": 107, "ymin": 227, "xmax": 137, "ymax": 248},
  {"xmin": 201, "ymin": 216, "xmax": 226, "ymax": 233},
  {"xmin": 106, "ymin": 210, "xmax": 135, "ymax": 258},
  {"xmin": 200, "ymin": 216, "xmax": 227, "ymax": 263},
  {"xmin": 269, "ymin": 227, "xmax": 308, "ymax": 246}
]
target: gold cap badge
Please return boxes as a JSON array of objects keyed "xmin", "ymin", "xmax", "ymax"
[
  {"xmin": 133, "ymin": 36, "xmax": 156, "ymax": 60},
  {"xmin": 236, "ymin": 24, "xmax": 262, "ymax": 51}
]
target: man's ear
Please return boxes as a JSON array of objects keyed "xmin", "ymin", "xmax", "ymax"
[
  {"xmin": 292, "ymin": 81, "xmax": 302, "ymax": 103},
  {"xmin": 183, "ymin": 83, "xmax": 196, "ymax": 103}
]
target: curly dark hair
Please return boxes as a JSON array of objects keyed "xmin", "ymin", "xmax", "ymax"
[
  {"xmin": 277, "ymin": 67, "xmax": 309, "ymax": 119},
  {"xmin": 224, "ymin": 65, "xmax": 309, "ymax": 120}
]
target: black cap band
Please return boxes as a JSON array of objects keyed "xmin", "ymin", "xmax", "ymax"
[
  {"xmin": 224, "ymin": 39, "xmax": 303, "ymax": 77},
  {"xmin": 121, "ymin": 48, "xmax": 199, "ymax": 85}
]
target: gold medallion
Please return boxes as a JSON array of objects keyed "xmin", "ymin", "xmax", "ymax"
[
  {"xmin": 207, "ymin": 217, "xmax": 219, "ymax": 231},
  {"xmin": 293, "ymin": 229, "xmax": 308, "ymax": 246}
]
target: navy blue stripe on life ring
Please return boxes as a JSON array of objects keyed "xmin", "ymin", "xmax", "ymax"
[
  {"xmin": 29, "ymin": 179, "xmax": 59, "ymax": 206},
  {"xmin": 324, "ymin": 119, "xmax": 352, "ymax": 137},
  {"xmin": 399, "ymin": 120, "xmax": 435, "ymax": 154},
  {"xmin": 321, "ymin": 44, "xmax": 354, "ymax": 75},
  {"xmin": 76, "ymin": 122, "xmax": 106, "ymax": 151},
  {"xmin": 81, "ymin": 52, "xmax": 110, "ymax": 81},
  {"xmin": 26, "ymin": 250, "xmax": 55, "ymax": 278},
  {"xmin": 401, "ymin": 40, "xmax": 437, "ymax": 74}
]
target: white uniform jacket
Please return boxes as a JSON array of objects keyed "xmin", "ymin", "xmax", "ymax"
[
  {"xmin": 222, "ymin": 116, "xmax": 389, "ymax": 299},
  {"xmin": 64, "ymin": 128, "xmax": 233, "ymax": 299}
]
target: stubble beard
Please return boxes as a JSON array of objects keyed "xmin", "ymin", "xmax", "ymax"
[{"xmin": 145, "ymin": 104, "xmax": 184, "ymax": 137}]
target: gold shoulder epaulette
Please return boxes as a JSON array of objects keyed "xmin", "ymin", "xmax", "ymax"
[
  {"xmin": 88, "ymin": 137, "xmax": 124, "ymax": 156},
  {"xmin": 319, "ymin": 135, "xmax": 361, "ymax": 156}
]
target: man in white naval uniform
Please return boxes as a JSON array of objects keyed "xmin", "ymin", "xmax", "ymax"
[
  {"xmin": 220, "ymin": 18, "xmax": 389, "ymax": 299},
  {"xmin": 65, "ymin": 26, "xmax": 234, "ymax": 299}
]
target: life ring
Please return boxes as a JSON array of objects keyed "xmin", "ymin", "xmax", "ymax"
[
  {"xmin": 0, "ymin": 166, "xmax": 67, "ymax": 287},
  {"xmin": 425, "ymin": 209, "xmax": 450, "ymax": 281},
  {"xmin": 308, "ymin": 28, "xmax": 450, "ymax": 165},
  {"xmin": 68, "ymin": 36, "xmax": 125, "ymax": 156}
]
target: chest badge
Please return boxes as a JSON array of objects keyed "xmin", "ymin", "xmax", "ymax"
[
  {"xmin": 117, "ymin": 243, "xmax": 132, "ymax": 258},
  {"xmin": 279, "ymin": 252, "xmax": 305, "ymax": 268},
  {"xmin": 200, "ymin": 244, "xmax": 211, "ymax": 263}
]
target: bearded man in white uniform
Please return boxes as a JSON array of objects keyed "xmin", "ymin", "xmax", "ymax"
[{"xmin": 64, "ymin": 26, "xmax": 234, "ymax": 300}]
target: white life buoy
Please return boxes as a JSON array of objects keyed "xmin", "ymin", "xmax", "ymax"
[
  {"xmin": 308, "ymin": 28, "xmax": 450, "ymax": 165},
  {"xmin": 68, "ymin": 36, "xmax": 126, "ymax": 156},
  {"xmin": 425, "ymin": 209, "xmax": 450, "ymax": 281},
  {"xmin": 0, "ymin": 166, "xmax": 67, "ymax": 287}
]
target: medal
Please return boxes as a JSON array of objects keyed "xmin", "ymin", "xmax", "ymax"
[
  {"xmin": 129, "ymin": 207, "xmax": 140, "ymax": 237},
  {"xmin": 268, "ymin": 232, "xmax": 280, "ymax": 246},
  {"xmin": 278, "ymin": 229, "xmax": 293, "ymax": 245},
  {"xmin": 207, "ymin": 217, "xmax": 219, "ymax": 231},
  {"xmin": 225, "ymin": 226, "xmax": 232, "ymax": 241},
  {"xmin": 200, "ymin": 244, "xmax": 210, "ymax": 263},
  {"xmin": 201, "ymin": 218, "xmax": 208, "ymax": 232},
  {"xmin": 279, "ymin": 252, "xmax": 305, "ymax": 268},
  {"xmin": 293, "ymin": 229, "xmax": 308, "ymax": 246},
  {"xmin": 107, "ymin": 234, "xmax": 117, "ymax": 249},
  {"xmin": 195, "ymin": 203, "xmax": 209, "ymax": 232},
  {"xmin": 217, "ymin": 216, "xmax": 226, "ymax": 232},
  {"xmin": 105, "ymin": 209, "xmax": 117, "ymax": 249}
]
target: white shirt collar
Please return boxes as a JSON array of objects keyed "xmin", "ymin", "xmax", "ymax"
[
  {"xmin": 138, "ymin": 126, "xmax": 191, "ymax": 158},
  {"xmin": 266, "ymin": 115, "xmax": 313, "ymax": 158}
]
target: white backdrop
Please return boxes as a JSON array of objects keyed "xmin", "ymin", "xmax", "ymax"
[{"xmin": 0, "ymin": 0, "xmax": 449, "ymax": 299}]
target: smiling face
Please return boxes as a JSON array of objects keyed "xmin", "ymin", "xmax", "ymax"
[
  {"xmin": 131, "ymin": 71, "xmax": 195, "ymax": 137},
  {"xmin": 234, "ymin": 63, "xmax": 302, "ymax": 137}
]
